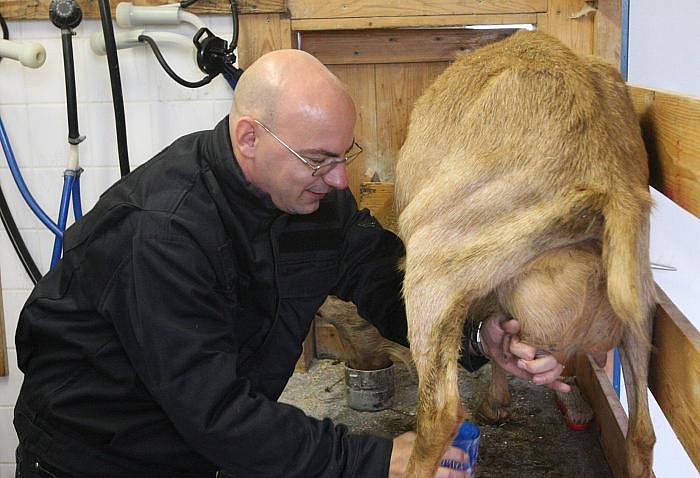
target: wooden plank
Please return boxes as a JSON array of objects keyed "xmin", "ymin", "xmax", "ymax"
[
  {"xmin": 295, "ymin": 322, "xmax": 316, "ymax": 372},
  {"xmin": 288, "ymin": 0, "xmax": 548, "ymax": 19},
  {"xmin": 375, "ymin": 62, "xmax": 448, "ymax": 178},
  {"xmin": 325, "ymin": 64, "xmax": 378, "ymax": 200},
  {"xmin": 359, "ymin": 182, "xmax": 397, "ymax": 232},
  {"xmin": 292, "ymin": 13, "xmax": 538, "ymax": 31},
  {"xmin": 301, "ymin": 27, "xmax": 516, "ymax": 65},
  {"xmin": 594, "ymin": 0, "xmax": 622, "ymax": 67},
  {"xmin": 649, "ymin": 287, "xmax": 700, "ymax": 469},
  {"xmin": 576, "ymin": 353, "xmax": 629, "ymax": 478},
  {"xmin": 237, "ymin": 13, "xmax": 293, "ymax": 69},
  {"xmin": 577, "ymin": 284, "xmax": 700, "ymax": 475},
  {"xmin": 628, "ymin": 85, "xmax": 700, "ymax": 218},
  {"xmin": 0, "ymin": 0, "xmax": 285, "ymax": 20},
  {"xmin": 536, "ymin": 0, "xmax": 594, "ymax": 55}
]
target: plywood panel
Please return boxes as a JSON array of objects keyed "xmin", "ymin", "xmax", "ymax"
[
  {"xmin": 359, "ymin": 182, "xmax": 397, "ymax": 232},
  {"xmin": 1, "ymin": 0, "xmax": 284, "ymax": 20},
  {"xmin": 327, "ymin": 64, "xmax": 377, "ymax": 200},
  {"xmin": 649, "ymin": 287, "xmax": 700, "ymax": 469},
  {"xmin": 237, "ymin": 13, "xmax": 293, "ymax": 69},
  {"xmin": 628, "ymin": 86, "xmax": 700, "ymax": 218},
  {"xmin": 301, "ymin": 28, "xmax": 516, "ymax": 65},
  {"xmin": 536, "ymin": 0, "xmax": 595, "ymax": 55},
  {"xmin": 288, "ymin": 0, "xmax": 547, "ymax": 19},
  {"xmin": 375, "ymin": 62, "xmax": 448, "ymax": 180},
  {"xmin": 594, "ymin": 0, "xmax": 622, "ymax": 67},
  {"xmin": 292, "ymin": 13, "xmax": 537, "ymax": 31}
]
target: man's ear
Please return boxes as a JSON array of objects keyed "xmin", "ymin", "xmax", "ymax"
[{"xmin": 233, "ymin": 117, "xmax": 258, "ymax": 159}]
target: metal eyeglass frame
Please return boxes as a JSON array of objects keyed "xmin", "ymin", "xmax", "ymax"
[{"xmin": 253, "ymin": 119, "xmax": 363, "ymax": 176}]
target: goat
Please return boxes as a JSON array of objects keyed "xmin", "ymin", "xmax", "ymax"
[{"xmin": 395, "ymin": 30, "xmax": 656, "ymax": 477}]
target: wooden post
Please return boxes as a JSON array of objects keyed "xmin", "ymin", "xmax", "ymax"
[{"xmin": 0, "ymin": 270, "xmax": 7, "ymax": 376}]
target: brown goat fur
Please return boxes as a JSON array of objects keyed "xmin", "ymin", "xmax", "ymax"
[{"xmin": 395, "ymin": 31, "xmax": 656, "ymax": 477}]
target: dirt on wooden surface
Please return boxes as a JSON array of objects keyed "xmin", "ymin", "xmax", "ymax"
[{"xmin": 279, "ymin": 359, "xmax": 613, "ymax": 478}]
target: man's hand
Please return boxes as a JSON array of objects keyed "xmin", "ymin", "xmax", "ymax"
[
  {"xmin": 479, "ymin": 315, "xmax": 571, "ymax": 393},
  {"xmin": 390, "ymin": 431, "xmax": 468, "ymax": 478}
]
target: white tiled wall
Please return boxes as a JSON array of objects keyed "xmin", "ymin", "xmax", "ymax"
[{"xmin": 0, "ymin": 15, "xmax": 236, "ymax": 473}]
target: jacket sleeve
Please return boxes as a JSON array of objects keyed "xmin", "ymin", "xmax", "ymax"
[
  {"xmin": 99, "ymin": 226, "xmax": 392, "ymax": 478},
  {"xmin": 331, "ymin": 193, "xmax": 409, "ymax": 347}
]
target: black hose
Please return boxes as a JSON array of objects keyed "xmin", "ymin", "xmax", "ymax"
[
  {"xmin": 139, "ymin": 35, "xmax": 214, "ymax": 88},
  {"xmin": 0, "ymin": 10, "xmax": 42, "ymax": 284},
  {"xmin": 97, "ymin": 0, "xmax": 130, "ymax": 177},
  {"xmin": 0, "ymin": 187, "xmax": 42, "ymax": 284},
  {"xmin": 60, "ymin": 29, "xmax": 81, "ymax": 142},
  {"xmin": 230, "ymin": 1, "xmax": 239, "ymax": 49},
  {"xmin": 180, "ymin": 0, "xmax": 240, "ymax": 54},
  {"xmin": 0, "ymin": 10, "xmax": 9, "ymax": 64}
]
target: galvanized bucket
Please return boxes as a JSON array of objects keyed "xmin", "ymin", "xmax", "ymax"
[{"xmin": 344, "ymin": 363, "xmax": 395, "ymax": 411}]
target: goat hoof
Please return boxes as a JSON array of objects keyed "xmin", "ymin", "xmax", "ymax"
[{"xmin": 476, "ymin": 399, "xmax": 510, "ymax": 424}]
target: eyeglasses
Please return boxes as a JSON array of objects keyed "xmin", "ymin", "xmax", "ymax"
[{"xmin": 254, "ymin": 119, "xmax": 363, "ymax": 176}]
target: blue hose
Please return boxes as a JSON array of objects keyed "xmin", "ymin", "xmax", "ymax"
[
  {"xmin": 71, "ymin": 173, "xmax": 83, "ymax": 219},
  {"xmin": 50, "ymin": 174, "xmax": 75, "ymax": 267},
  {"xmin": 0, "ymin": 115, "xmax": 62, "ymax": 236}
]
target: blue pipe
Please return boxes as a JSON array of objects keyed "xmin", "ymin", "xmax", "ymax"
[
  {"xmin": 612, "ymin": 0, "xmax": 631, "ymax": 399},
  {"xmin": 0, "ymin": 116, "xmax": 62, "ymax": 236},
  {"xmin": 51, "ymin": 174, "xmax": 75, "ymax": 267},
  {"xmin": 71, "ymin": 173, "xmax": 83, "ymax": 220}
]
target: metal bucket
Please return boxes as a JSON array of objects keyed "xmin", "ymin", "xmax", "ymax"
[{"xmin": 344, "ymin": 363, "xmax": 395, "ymax": 411}]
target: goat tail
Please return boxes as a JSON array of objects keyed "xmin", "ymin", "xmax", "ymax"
[{"xmin": 602, "ymin": 192, "xmax": 656, "ymax": 348}]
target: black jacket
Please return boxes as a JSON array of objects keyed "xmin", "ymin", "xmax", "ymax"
[{"xmin": 15, "ymin": 118, "xmax": 409, "ymax": 478}]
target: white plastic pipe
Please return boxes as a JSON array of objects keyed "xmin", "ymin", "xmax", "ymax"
[
  {"xmin": 116, "ymin": 2, "xmax": 206, "ymax": 31},
  {"xmin": 116, "ymin": 2, "xmax": 180, "ymax": 28},
  {"xmin": 178, "ymin": 10, "xmax": 206, "ymax": 31},
  {"xmin": 90, "ymin": 29, "xmax": 194, "ymax": 55},
  {"xmin": 0, "ymin": 39, "xmax": 46, "ymax": 68},
  {"xmin": 90, "ymin": 28, "xmax": 144, "ymax": 55}
]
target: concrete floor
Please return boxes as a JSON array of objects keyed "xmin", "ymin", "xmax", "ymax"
[{"xmin": 279, "ymin": 359, "xmax": 613, "ymax": 477}]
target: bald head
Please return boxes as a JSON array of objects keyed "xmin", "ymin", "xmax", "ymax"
[{"xmin": 231, "ymin": 49, "xmax": 354, "ymax": 129}]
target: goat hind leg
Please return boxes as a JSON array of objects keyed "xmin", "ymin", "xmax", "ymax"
[
  {"xmin": 620, "ymin": 328, "xmax": 655, "ymax": 477},
  {"xmin": 404, "ymin": 279, "xmax": 468, "ymax": 477}
]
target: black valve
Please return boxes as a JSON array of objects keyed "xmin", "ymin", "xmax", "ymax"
[
  {"xmin": 193, "ymin": 27, "xmax": 243, "ymax": 85},
  {"xmin": 49, "ymin": 0, "xmax": 83, "ymax": 29}
]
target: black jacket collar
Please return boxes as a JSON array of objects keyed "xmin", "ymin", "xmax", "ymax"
[{"xmin": 205, "ymin": 117, "xmax": 281, "ymax": 220}]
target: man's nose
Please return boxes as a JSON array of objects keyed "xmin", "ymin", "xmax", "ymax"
[{"xmin": 323, "ymin": 163, "xmax": 349, "ymax": 190}]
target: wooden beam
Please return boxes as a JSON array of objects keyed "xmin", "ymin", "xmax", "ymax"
[
  {"xmin": 288, "ymin": 0, "xmax": 547, "ymax": 19},
  {"xmin": 0, "ymin": 0, "xmax": 285, "ymax": 21},
  {"xmin": 628, "ymin": 85, "xmax": 700, "ymax": 219},
  {"xmin": 292, "ymin": 13, "xmax": 537, "ymax": 31},
  {"xmin": 649, "ymin": 286, "xmax": 700, "ymax": 469},
  {"xmin": 576, "ymin": 353, "xmax": 629, "ymax": 478},
  {"xmin": 0, "ymin": 270, "xmax": 7, "ymax": 377},
  {"xmin": 300, "ymin": 27, "xmax": 516, "ymax": 65}
]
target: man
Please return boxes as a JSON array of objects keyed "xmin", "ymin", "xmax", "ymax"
[{"xmin": 15, "ymin": 50, "xmax": 567, "ymax": 477}]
